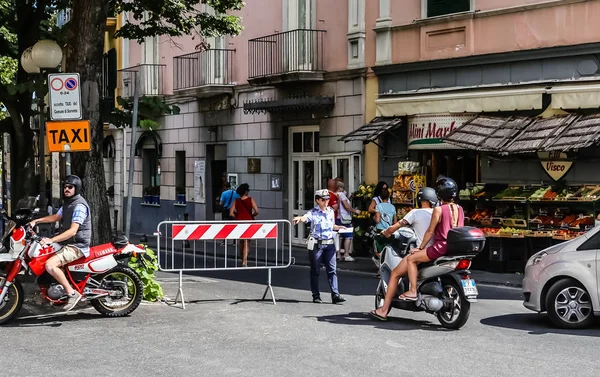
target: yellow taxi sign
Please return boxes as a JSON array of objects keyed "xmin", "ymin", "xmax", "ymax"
[{"xmin": 46, "ymin": 120, "xmax": 91, "ymax": 153}]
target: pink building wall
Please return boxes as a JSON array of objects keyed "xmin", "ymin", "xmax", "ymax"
[
  {"xmin": 126, "ymin": 0, "xmax": 359, "ymax": 92},
  {"xmin": 390, "ymin": 1, "xmax": 600, "ymax": 64},
  {"xmin": 318, "ymin": 0, "xmax": 349, "ymax": 73}
]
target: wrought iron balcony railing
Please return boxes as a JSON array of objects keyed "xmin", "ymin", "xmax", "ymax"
[
  {"xmin": 118, "ymin": 64, "xmax": 166, "ymax": 98},
  {"xmin": 248, "ymin": 29, "xmax": 325, "ymax": 81},
  {"xmin": 173, "ymin": 49, "xmax": 235, "ymax": 91}
]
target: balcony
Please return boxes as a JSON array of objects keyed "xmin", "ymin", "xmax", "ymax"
[
  {"xmin": 248, "ymin": 29, "xmax": 325, "ymax": 86},
  {"xmin": 118, "ymin": 64, "xmax": 166, "ymax": 98},
  {"xmin": 173, "ymin": 49, "xmax": 235, "ymax": 98}
]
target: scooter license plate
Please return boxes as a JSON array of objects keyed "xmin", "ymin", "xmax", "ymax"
[{"xmin": 461, "ymin": 279, "xmax": 478, "ymax": 296}]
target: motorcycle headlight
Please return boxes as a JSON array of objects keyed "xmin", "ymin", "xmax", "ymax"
[{"xmin": 532, "ymin": 252, "xmax": 548, "ymax": 265}]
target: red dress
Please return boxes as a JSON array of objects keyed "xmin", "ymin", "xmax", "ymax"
[
  {"xmin": 234, "ymin": 197, "xmax": 254, "ymax": 220},
  {"xmin": 426, "ymin": 204, "xmax": 464, "ymax": 260}
]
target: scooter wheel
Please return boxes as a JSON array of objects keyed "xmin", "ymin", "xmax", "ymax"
[{"xmin": 437, "ymin": 280, "xmax": 470, "ymax": 330}]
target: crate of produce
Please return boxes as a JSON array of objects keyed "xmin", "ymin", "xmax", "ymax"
[{"xmin": 501, "ymin": 218, "xmax": 528, "ymax": 228}]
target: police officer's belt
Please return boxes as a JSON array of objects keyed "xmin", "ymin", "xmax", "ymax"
[{"xmin": 317, "ymin": 239, "xmax": 335, "ymax": 245}]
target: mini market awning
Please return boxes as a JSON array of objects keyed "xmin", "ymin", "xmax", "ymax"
[
  {"xmin": 376, "ymin": 87, "xmax": 546, "ymax": 117},
  {"xmin": 339, "ymin": 117, "xmax": 402, "ymax": 142},
  {"xmin": 443, "ymin": 116, "xmax": 534, "ymax": 152},
  {"xmin": 444, "ymin": 113, "xmax": 600, "ymax": 154}
]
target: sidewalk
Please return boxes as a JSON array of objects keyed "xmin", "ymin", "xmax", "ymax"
[{"xmin": 129, "ymin": 234, "xmax": 524, "ymax": 288}]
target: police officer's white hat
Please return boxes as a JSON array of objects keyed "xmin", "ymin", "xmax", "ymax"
[{"xmin": 315, "ymin": 189, "xmax": 330, "ymax": 199}]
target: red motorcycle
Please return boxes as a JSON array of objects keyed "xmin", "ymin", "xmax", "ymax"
[{"xmin": 0, "ymin": 207, "xmax": 146, "ymax": 324}]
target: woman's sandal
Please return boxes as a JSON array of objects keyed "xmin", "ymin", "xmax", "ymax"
[
  {"xmin": 369, "ymin": 310, "xmax": 388, "ymax": 321},
  {"xmin": 398, "ymin": 293, "xmax": 418, "ymax": 301}
]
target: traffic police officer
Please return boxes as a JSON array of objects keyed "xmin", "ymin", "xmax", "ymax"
[{"xmin": 293, "ymin": 189, "xmax": 347, "ymax": 304}]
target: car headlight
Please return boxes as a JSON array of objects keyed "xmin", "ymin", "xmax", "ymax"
[{"xmin": 532, "ymin": 252, "xmax": 548, "ymax": 265}]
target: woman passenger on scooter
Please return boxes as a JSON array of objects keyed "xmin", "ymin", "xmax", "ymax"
[{"xmin": 369, "ymin": 177, "xmax": 464, "ymax": 320}]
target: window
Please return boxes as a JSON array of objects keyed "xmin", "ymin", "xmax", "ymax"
[
  {"xmin": 143, "ymin": 148, "xmax": 160, "ymax": 196},
  {"xmin": 291, "ymin": 131, "xmax": 319, "ymax": 154},
  {"xmin": 426, "ymin": 0, "xmax": 471, "ymax": 18},
  {"xmin": 175, "ymin": 151, "xmax": 186, "ymax": 199}
]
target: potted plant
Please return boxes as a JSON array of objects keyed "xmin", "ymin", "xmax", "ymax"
[
  {"xmin": 176, "ymin": 185, "xmax": 186, "ymax": 204},
  {"xmin": 143, "ymin": 187, "xmax": 152, "ymax": 204}
]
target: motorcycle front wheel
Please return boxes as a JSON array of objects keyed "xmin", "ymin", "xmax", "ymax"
[
  {"xmin": 436, "ymin": 279, "xmax": 470, "ymax": 330},
  {"xmin": 0, "ymin": 279, "xmax": 24, "ymax": 325},
  {"xmin": 91, "ymin": 266, "xmax": 144, "ymax": 317}
]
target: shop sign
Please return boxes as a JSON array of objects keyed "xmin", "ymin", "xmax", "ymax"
[
  {"xmin": 537, "ymin": 152, "xmax": 573, "ymax": 181},
  {"xmin": 407, "ymin": 114, "xmax": 475, "ymax": 150}
]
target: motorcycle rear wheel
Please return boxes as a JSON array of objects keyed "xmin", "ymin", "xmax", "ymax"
[
  {"xmin": 91, "ymin": 266, "xmax": 143, "ymax": 317},
  {"xmin": 0, "ymin": 280, "xmax": 24, "ymax": 325},
  {"xmin": 436, "ymin": 280, "xmax": 470, "ymax": 330}
]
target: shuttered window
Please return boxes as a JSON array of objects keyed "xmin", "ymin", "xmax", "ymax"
[{"xmin": 427, "ymin": 0, "xmax": 470, "ymax": 18}]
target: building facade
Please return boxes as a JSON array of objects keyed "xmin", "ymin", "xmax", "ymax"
[{"xmin": 118, "ymin": 0, "xmax": 379, "ymax": 245}]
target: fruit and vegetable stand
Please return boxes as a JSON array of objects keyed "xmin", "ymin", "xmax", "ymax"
[{"xmin": 460, "ymin": 182, "xmax": 599, "ymax": 272}]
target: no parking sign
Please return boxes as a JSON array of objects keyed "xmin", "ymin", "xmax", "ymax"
[{"xmin": 48, "ymin": 73, "xmax": 82, "ymax": 121}]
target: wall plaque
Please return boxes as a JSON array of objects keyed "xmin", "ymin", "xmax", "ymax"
[{"xmin": 247, "ymin": 158, "xmax": 261, "ymax": 174}]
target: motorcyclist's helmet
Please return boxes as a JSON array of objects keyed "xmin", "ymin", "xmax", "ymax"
[
  {"xmin": 417, "ymin": 187, "xmax": 438, "ymax": 208},
  {"xmin": 435, "ymin": 177, "xmax": 458, "ymax": 202},
  {"xmin": 64, "ymin": 175, "xmax": 83, "ymax": 196}
]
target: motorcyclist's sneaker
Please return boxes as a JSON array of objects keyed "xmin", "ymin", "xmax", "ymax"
[
  {"xmin": 313, "ymin": 297, "xmax": 323, "ymax": 304},
  {"xmin": 64, "ymin": 291, "xmax": 82, "ymax": 312},
  {"xmin": 332, "ymin": 295, "xmax": 346, "ymax": 304}
]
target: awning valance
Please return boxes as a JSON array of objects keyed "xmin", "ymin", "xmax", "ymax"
[
  {"xmin": 376, "ymin": 87, "xmax": 546, "ymax": 116},
  {"xmin": 444, "ymin": 113, "xmax": 600, "ymax": 154},
  {"xmin": 243, "ymin": 95, "xmax": 334, "ymax": 114},
  {"xmin": 548, "ymin": 84, "xmax": 600, "ymax": 110},
  {"xmin": 339, "ymin": 117, "xmax": 402, "ymax": 142}
]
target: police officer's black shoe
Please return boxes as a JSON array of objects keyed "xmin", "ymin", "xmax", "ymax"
[
  {"xmin": 313, "ymin": 297, "xmax": 323, "ymax": 304},
  {"xmin": 332, "ymin": 295, "xmax": 346, "ymax": 304}
]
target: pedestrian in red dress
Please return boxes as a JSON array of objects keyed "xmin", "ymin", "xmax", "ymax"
[{"xmin": 229, "ymin": 183, "xmax": 259, "ymax": 267}]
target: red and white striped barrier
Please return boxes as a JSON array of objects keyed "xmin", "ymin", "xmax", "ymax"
[{"xmin": 172, "ymin": 223, "xmax": 278, "ymax": 240}]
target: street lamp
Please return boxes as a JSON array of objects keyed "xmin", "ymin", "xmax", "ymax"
[{"xmin": 21, "ymin": 39, "xmax": 63, "ymax": 215}]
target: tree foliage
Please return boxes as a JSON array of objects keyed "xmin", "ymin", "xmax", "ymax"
[
  {"xmin": 109, "ymin": 96, "xmax": 181, "ymax": 131},
  {"xmin": 0, "ymin": 0, "xmax": 244, "ymax": 239}
]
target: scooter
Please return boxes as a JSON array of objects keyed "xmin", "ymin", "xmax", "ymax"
[{"xmin": 375, "ymin": 226, "xmax": 484, "ymax": 329}]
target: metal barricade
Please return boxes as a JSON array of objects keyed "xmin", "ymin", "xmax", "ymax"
[{"xmin": 154, "ymin": 220, "xmax": 293, "ymax": 308}]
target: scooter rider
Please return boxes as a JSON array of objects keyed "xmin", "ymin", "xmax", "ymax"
[
  {"xmin": 28, "ymin": 175, "xmax": 91, "ymax": 311},
  {"xmin": 370, "ymin": 178, "xmax": 464, "ymax": 320},
  {"xmin": 293, "ymin": 189, "xmax": 347, "ymax": 304},
  {"xmin": 381, "ymin": 187, "xmax": 437, "ymax": 247}
]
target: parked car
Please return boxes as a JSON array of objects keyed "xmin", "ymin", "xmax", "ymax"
[{"xmin": 523, "ymin": 227, "xmax": 600, "ymax": 329}]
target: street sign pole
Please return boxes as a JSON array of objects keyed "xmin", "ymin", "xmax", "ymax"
[{"xmin": 125, "ymin": 71, "xmax": 140, "ymax": 239}]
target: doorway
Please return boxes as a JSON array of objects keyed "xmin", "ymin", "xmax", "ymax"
[
  {"xmin": 208, "ymin": 144, "xmax": 227, "ymax": 220},
  {"xmin": 288, "ymin": 127, "xmax": 362, "ymax": 245}
]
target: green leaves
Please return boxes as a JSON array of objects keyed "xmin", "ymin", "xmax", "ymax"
[
  {"xmin": 106, "ymin": 95, "xmax": 180, "ymax": 130},
  {"xmin": 128, "ymin": 246, "xmax": 164, "ymax": 302},
  {"xmin": 113, "ymin": 0, "xmax": 244, "ymax": 42}
]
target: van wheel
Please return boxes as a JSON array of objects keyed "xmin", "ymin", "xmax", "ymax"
[{"xmin": 545, "ymin": 278, "xmax": 594, "ymax": 329}]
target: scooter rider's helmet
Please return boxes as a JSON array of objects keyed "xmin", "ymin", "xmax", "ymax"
[
  {"xmin": 64, "ymin": 175, "xmax": 83, "ymax": 196},
  {"xmin": 435, "ymin": 176, "xmax": 458, "ymax": 202},
  {"xmin": 417, "ymin": 187, "xmax": 438, "ymax": 208}
]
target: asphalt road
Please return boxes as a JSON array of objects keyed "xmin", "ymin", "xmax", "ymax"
[{"xmin": 2, "ymin": 266, "xmax": 599, "ymax": 377}]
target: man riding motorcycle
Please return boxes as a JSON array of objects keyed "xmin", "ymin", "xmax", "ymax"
[
  {"xmin": 382, "ymin": 187, "xmax": 437, "ymax": 246},
  {"xmin": 28, "ymin": 175, "xmax": 91, "ymax": 311}
]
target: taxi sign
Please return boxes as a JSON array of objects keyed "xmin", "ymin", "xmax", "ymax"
[{"xmin": 46, "ymin": 120, "xmax": 91, "ymax": 152}]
